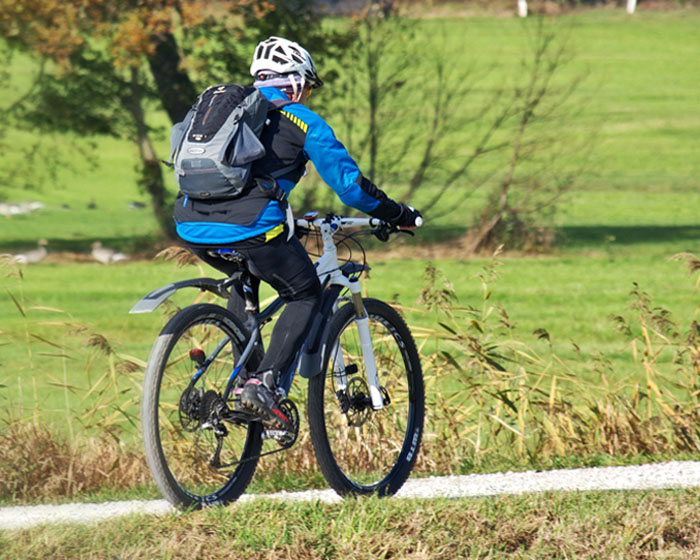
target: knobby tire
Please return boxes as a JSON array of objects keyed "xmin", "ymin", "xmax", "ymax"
[{"xmin": 308, "ymin": 298, "xmax": 425, "ymax": 497}]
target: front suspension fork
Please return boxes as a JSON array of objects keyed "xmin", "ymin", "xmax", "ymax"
[{"xmin": 349, "ymin": 282, "xmax": 384, "ymax": 410}]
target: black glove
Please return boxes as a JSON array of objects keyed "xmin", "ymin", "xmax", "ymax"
[{"xmin": 390, "ymin": 204, "xmax": 422, "ymax": 228}]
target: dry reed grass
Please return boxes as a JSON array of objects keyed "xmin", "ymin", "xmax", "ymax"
[
  {"xmin": 416, "ymin": 253, "xmax": 700, "ymax": 472},
  {"xmin": 0, "ymin": 421, "xmax": 149, "ymax": 502},
  {"xmin": 1, "ymin": 254, "xmax": 150, "ymax": 501}
]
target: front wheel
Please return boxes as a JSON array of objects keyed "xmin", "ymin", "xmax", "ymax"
[
  {"xmin": 308, "ymin": 298, "xmax": 424, "ymax": 496},
  {"xmin": 141, "ymin": 304, "xmax": 263, "ymax": 509}
]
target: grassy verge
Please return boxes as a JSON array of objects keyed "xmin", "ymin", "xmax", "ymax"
[{"xmin": 2, "ymin": 489, "xmax": 699, "ymax": 558}]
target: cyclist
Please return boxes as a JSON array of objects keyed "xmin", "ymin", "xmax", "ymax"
[{"xmin": 174, "ymin": 36, "xmax": 421, "ymax": 431}]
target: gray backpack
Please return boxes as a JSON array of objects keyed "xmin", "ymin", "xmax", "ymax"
[{"xmin": 170, "ymin": 84, "xmax": 292, "ymax": 199}]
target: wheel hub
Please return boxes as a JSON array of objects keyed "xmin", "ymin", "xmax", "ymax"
[{"xmin": 344, "ymin": 377, "xmax": 372, "ymax": 427}]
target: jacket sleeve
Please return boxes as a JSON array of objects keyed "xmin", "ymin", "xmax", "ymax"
[{"xmin": 299, "ymin": 108, "xmax": 401, "ymax": 219}]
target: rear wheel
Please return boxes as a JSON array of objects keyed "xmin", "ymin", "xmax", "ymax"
[
  {"xmin": 308, "ymin": 298, "xmax": 424, "ymax": 496},
  {"xmin": 141, "ymin": 304, "xmax": 262, "ymax": 508}
]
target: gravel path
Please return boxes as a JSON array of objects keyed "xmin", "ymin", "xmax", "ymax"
[{"xmin": 2, "ymin": 461, "xmax": 699, "ymax": 531}]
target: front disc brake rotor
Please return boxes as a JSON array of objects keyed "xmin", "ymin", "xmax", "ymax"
[{"xmin": 345, "ymin": 377, "xmax": 371, "ymax": 427}]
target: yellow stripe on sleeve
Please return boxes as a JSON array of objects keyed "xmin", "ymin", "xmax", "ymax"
[{"xmin": 281, "ymin": 111, "xmax": 309, "ymax": 133}]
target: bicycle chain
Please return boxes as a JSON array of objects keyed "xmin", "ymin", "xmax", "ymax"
[
  {"xmin": 211, "ymin": 432, "xmax": 296, "ymax": 469},
  {"xmin": 211, "ymin": 398, "xmax": 299, "ymax": 469}
]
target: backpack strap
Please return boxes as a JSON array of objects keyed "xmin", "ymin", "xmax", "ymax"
[
  {"xmin": 256, "ymin": 98, "xmax": 302, "ymax": 200},
  {"xmin": 267, "ymin": 98, "xmax": 295, "ymax": 112}
]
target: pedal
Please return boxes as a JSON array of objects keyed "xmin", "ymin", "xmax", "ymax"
[{"xmin": 262, "ymin": 429, "xmax": 292, "ymax": 442}]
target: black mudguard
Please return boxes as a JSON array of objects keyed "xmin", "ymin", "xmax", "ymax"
[{"xmin": 129, "ymin": 277, "xmax": 231, "ymax": 314}]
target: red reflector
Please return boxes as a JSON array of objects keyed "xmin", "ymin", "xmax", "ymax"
[{"xmin": 189, "ymin": 349, "xmax": 206, "ymax": 364}]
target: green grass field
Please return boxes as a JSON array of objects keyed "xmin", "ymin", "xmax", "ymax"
[
  {"xmin": 2, "ymin": 249, "xmax": 697, "ymax": 428},
  {"xmin": 1, "ymin": 10, "xmax": 699, "ymax": 251},
  {"xmin": 1, "ymin": 8, "xmax": 699, "ymax": 515}
]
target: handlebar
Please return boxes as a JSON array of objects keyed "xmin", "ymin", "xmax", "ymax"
[
  {"xmin": 295, "ymin": 212, "xmax": 422, "ymax": 230},
  {"xmin": 294, "ymin": 214, "xmax": 378, "ymax": 229}
]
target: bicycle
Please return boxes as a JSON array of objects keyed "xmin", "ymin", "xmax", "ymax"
[{"xmin": 131, "ymin": 213, "xmax": 425, "ymax": 508}]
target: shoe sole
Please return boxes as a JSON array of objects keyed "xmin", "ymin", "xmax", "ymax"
[{"xmin": 239, "ymin": 389, "xmax": 293, "ymax": 432}]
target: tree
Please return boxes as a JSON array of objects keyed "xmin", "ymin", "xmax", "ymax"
[
  {"xmin": 325, "ymin": 5, "xmax": 422, "ymax": 187},
  {"xmin": 0, "ymin": 41, "xmax": 80, "ymax": 202},
  {"xmin": 465, "ymin": 18, "xmax": 592, "ymax": 252},
  {"xmin": 0, "ymin": 0, "xmax": 341, "ymax": 238},
  {"xmin": 319, "ymin": 5, "xmax": 514, "ymax": 220},
  {"xmin": 324, "ymin": 8, "xmax": 590, "ymax": 252}
]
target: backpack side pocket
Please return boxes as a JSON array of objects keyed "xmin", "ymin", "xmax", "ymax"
[
  {"xmin": 223, "ymin": 121, "xmax": 266, "ymax": 167},
  {"xmin": 170, "ymin": 109, "xmax": 194, "ymax": 164}
]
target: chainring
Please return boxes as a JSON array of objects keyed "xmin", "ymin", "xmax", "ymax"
[{"xmin": 262, "ymin": 398, "xmax": 299, "ymax": 448}]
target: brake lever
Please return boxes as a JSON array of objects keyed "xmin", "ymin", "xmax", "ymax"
[
  {"xmin": 295, "ymin": 226, "xmax": 311, "ymax": 240},
  {"xmin": 372, "ymin": 223, "xmax": 393, "ymax": 242},
  {"xmin": 372, "ymin": 223, "xmax": 416, "ymax": 242}
]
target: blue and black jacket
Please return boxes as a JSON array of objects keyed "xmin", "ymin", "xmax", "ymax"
[{"xmin": 174, "ymin": 86, "xmax": 401, "ymax": 245}]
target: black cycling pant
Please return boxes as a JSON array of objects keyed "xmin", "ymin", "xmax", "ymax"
[{"xmin": 187, "ymin": 232, "xmax": 322, "ymax": 381}]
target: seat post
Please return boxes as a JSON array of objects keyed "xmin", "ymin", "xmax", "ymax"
[
  {"xmin": 239, "ymin": 269, "xmax": 259, "ymax": 315},
  {"xmin": 212, "ymin": 248, "xmax": 260, "ymax": 315}
]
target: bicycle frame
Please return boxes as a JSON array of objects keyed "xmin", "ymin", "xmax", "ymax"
[
  {"xmin": 130, "ymin": 214, "xmax": 388, "ymax": 411},
  {"xmin": 302, "ymin": 215, "xmax": 385, "ymax": 409}
]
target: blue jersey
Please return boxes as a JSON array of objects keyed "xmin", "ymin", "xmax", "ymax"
[{"xmin": 174, "ymin": 86, "xmax": 393, "ymax": 245}]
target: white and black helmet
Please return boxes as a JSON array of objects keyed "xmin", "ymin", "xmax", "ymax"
[{"xmin": 250, "ymin": 36, "xmax": 323, "ymax": 89}]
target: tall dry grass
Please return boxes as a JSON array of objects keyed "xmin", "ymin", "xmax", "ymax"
[
  {"xmin": 0, "ymin": 255, "xmax": 148, "ymax": 502},
  {"xmin": 0, "ymin": 422, "xmax": 148, "ymax": 502},
  {"xmin": 416, "ymin": 252, "xmax": 700, "ymax": 472},
  {"xmin": 1, "ymin": 251, "xmax": 699, "ymax": 502}
]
